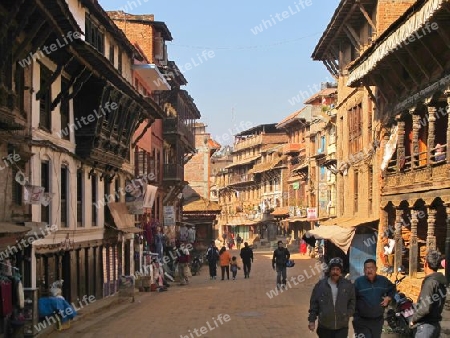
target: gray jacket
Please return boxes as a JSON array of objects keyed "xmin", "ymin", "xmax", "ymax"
[{"xmin": 308, "ymin": 277, "xmax": 355, "ymax": 330}]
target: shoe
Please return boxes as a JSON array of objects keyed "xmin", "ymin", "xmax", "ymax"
[
  {"xmin": 233, "ymin": 277, "xmax": 235, "ymax": 280},
  {"xmin": 221, "ymin": 278, "xmax": 224, "ymax": 280}
]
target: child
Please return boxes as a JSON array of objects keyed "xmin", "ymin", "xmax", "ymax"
[{"xmin": 230, "ymin": 256, "xmax": 240, "ymax": 280}]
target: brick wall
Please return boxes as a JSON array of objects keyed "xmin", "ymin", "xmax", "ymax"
[
  {"xmin": 376, "ymin": 1, "xmax": 416, "ymax": 36},
  {"xmin": 112, "ymin": 20, "xmax": 154, "ymax": 62}
]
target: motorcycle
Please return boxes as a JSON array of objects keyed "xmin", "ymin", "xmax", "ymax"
[{"xmin": 385, "ymin": 266, "xmax": 415, "ymax": 336}]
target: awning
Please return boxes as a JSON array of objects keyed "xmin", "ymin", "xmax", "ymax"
[
  {"xmin": 107, "ymin": 202, "xmax": 143, "ymax": 233},
  {"xmin": 285, "ymin": 216, "xmax": 308, "ymax": 223},
  {"xmin": 226, "ymin": 219, "xmax": 262, "ymax": 226},
  {"xmin": 308, "ymin": 217, "xmax": 379, "ymax": 252},
  {"xmin": 308, "ymin": 225, "xmax": 355, "ymax": 253},
  {"xmin": 132, "ymin": 64, "xmax": 171, "ymax": 91},
  {"xmin": 270, "ymin": 207, "xmax": 290, "ymax": 216},
  {"xmin": 0, "ymin": 222, "xmax": 32, "ymax": 235}
]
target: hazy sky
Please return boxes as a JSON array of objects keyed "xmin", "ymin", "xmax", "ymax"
[{"xmin": 99, "ymin": 0, "xmax": 340, "ymax": 146}]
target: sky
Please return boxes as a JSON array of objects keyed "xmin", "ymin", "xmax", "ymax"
[{"xmin": 99, "ymin": 0, "xmax": 341, "ymax": 146}]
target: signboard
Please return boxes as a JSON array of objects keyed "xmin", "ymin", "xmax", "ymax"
[
  {"xmin": 163, "ymin": 206, "xmax": 176, "ymax": 226},
  {"xmin": 119, "ymin": 275, "xmax": 135, "ymax": 299},
  {"xmin": 307, "ymin": 207, "xmax": 317, "ymax": 220},
  {"xmin": 125, "ymin": 179, "xmax": 157, "ymax": 214}
]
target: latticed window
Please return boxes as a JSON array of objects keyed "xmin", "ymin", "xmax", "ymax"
[{"xmin": 349, "ymin": 103, "xmax": 363, "ymax": 154}]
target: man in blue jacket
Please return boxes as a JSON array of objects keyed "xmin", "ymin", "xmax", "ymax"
[{"xmin": 353, "ymin": 258, "xmax": 395, "ymax": 338}]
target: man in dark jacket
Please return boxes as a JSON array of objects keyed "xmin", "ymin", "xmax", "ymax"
[
  {"xmin": 353, "ymin": 258, "xmax": 395, "ymax": 338},
  {"xmin": 240, "ymin": 242, "xmax": 253, "ymax": 278},
  {"xmin": 410, "ymin": 250, "xmax": 447, "ymax": 337},
  {"xmin": 308, "ymin": 257, "xmax": 355, "ymax": 338},
  {"xmin": 206, "ymin": 241, "xmax": 219, "ymax": 280},
  {"xmin": 272, "ymin": 241, "xmax": 290, "ymax": 289}
]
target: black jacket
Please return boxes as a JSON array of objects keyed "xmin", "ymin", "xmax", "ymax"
[
  {"xmin": 240, "ymin": 246, "xmax": 253, "ymax": 262},
  {"xmin": 411, "ymin": 272, "xmax": 447, "ymax": 324},
  {"xmin": 308, "ymin": 277, "xmax": 356, "ymax": 330},
  {"xmin": 272, "ymin": 247, "xmax": 290, "ymax": 268}
]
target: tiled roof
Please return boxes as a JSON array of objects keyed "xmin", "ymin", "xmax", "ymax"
[
  {"xmin": 304, "ymin": 88, "xmax": 337, "ymax": 104},
  {"xmin": 183, "ymin": 198, "xmax": 221, "ymax": 212},
  {"xmin": 276, "ymin": 107, "xmax": 307, "ymax": 128}
]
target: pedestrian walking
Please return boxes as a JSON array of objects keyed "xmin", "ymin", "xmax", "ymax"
[
  {"xmin": 206, "ymin": 241, "xmax": 219, "ymax": 280},
  {"xmin": 240, "ymin": 242, "xmax": 253, "ymax": 278},
  {"xmin": 272, "ymin": 240, "xmax": 290, "ymax": 290},
  {"xmin": 308, "ymin": 257, "xmax": 355, "ymax": 338},
  {"xmin": 230, "ymin": 256, "xmax": 240, "ymax": 280},
  {"xmin": 177, "ymin": 242, "xmax": 191, "ymax": 285},
  {"xmin": 410, "ymin": 250, "xmax": 447, "ymax": 338},
  {"xmin": 236, "ymin": 234, "xmax": 243, "ymax": 250},
  {"xmin": 222, "ymin": 232, "xmax": 227, "ymax": 246},
  {"xmin": 219, "ymin": 246, "xmax": 231, "ymax": 280},
  {"xmin": 353, "ymin": 258, "xmax": 395, "ymax": 338}
]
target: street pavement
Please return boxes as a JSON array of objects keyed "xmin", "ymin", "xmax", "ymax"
[{"xmin": 46, "ymin": 250, "xmax": 400, "ymax": 338}]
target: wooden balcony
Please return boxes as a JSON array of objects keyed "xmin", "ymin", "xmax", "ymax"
[
  {"xmin": 228, "ymin": 173, "xmax": 253, "ymax": 186},
  {"xmin": 233, "ymin": 135, "xmax": 263, "ymax": 152},
  {"xmin": 163, "ymin": 163, "xmax": 184, "ymax": 182},
  {"xmin": 163, "ymin": 117, "xmax": 195, "ymax": 151},
  {"xmin": 383, "ymin": 145, "xmax": 450, "ymax": 194}
]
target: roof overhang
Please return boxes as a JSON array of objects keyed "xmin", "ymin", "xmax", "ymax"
[
  {"xmin": 347, "ymin": 0, "xmax": 447, "ymax": 87},
  {"xmin": 133, "ymin": 64, "xmax": 171, "ymax": 91}
]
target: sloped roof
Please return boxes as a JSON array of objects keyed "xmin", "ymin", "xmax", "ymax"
[
  {"xmin": 276, "ymin": 107, "xmax": 307, "ymax": 129},
  {"xmin": 304, "ymin": 88, "xmax": 337, "ymax": 104},
  {"xmin": 183, "ymin": 198, "xmax": 221, "ymax": 213}
]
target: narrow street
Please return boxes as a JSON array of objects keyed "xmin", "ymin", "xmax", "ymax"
[{"xmin": 47, "ymin": 251, "xmax": 396, "ymax": 338}]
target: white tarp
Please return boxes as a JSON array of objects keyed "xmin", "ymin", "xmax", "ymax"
[
  {"xmin": 381, "ymin": 125, "xmax": 398, "ymax": 171},
  {"xmin": 307, "ymin": 225, "xmax": 356, "ymax": 253}
]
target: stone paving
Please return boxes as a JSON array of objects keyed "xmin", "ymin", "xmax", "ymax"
[{"xmin": 44, "ymin": 250, "xmax": 405, "ymax": 338}]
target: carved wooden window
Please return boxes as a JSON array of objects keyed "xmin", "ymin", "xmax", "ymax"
[
  {"xmin": 41, "ymin": 161, "xmax": 50, "ymax": 223},
  {"xmin": 109, "ymin": 44, "xmax": 115, "ymax": 64},
  {"xmin": 368, "ymin": 166, "xmax": 373, "ymax": 214},
  {"xmin": 85, "ymin": 14, "xmax": 104, "ymax": 54},
  {"xmin": 12, "ymin": 168, "xmax": 22, "ymax": 206},
  {"xmin": 349, "ymin": 103, "xmax": 363, "ymax": 155},
  {"xmin": 39, "ymin": 65, "xmax": 52, "ymax": 131},
  {"xmin": 77, "ymin": 170, "xmax": 83, "ymax": 226},
  {"xmin": 91, "ymin": 174, "xmax": 98, "ymax": 226},
  {"xmin": 61, "ymin": 166, "xmax": 68, "ymax": 227},
  {"xmin": 60, "ymin": 78, "xmax": 70, "ymax": 140}
]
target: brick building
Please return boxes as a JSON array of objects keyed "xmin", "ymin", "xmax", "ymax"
[
  {"xmin": 311, "ymin": 0, "xmax": 416, "ymax": 279},
  {"xmin": 217, "ymin": 124, "xmax": 288, "ymax": 243},
  {"xmin": 347, "ymin": 0, "xmax": 450, "ymax": 296}
]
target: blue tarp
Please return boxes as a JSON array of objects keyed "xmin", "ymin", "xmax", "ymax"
[{"xmin": 38, "ymin": 297, "xmax": 77, "ymax": 323}]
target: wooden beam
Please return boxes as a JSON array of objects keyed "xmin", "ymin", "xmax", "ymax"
[
  {"xmin": 357, "ymin": 2, "xmax": 376, "ymax": 33},
  {"xmin": 50, "ymin": 56, "xmax": 76, "ymax": 111},
  {"xmin": 323, "ymin": 60, "xmax": 338, "ymax": 79},
  {"xmin": 392, "ymin": 52, "xmax": 420, "ymax": 86},
  {"xmin": 436, "ymin": 26, "xmax": 450, "ymax": 50},
  {"xmin": 343, "ymin": 25, "xmax": 360, "ymax": 49},
  {"xmin": 0, "ymin": 0, "xmax": 25, "ymax": 39},
  {"xmin": 66, "ymin": 68, "xmax": 91, "ymax": 100},
  {"xmin": 13, "ymin": 16, "xmax": 44, "ymax": 61},
  {"xmin": 418, "ymin": 38, "xmax": 444, "ymax": 72},
  {"xmin": 404, "ymin": 44, "xmax": 430, "ymax": 80},
  {"xmin": 326, "ymin": 53, "xmax": 339, "ymax": 75},
  {"xmin": 386, "ymin": 58, "xmax": 409, "ymax": 91}
]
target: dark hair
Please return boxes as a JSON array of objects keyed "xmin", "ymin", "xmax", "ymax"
[
  {"xmin": 232, "ymin": 256, "xmax": 237, "ymax": 261},
  {"xmin": 219, "ymin": 247, "xmax": 226, "ymax": 255},
  {"xmin": 426, "ymin": 250, "xmax": 441, "ymax": 271},
  {"xmin": 364, "ymin": 259, "xmax": 377, "ymax": 266},
  {"xmin": 277, "ymin": 240, "xmax": 283, "ymax": 245}
]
